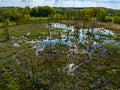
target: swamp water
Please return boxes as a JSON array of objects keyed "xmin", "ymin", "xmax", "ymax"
[{"xmin": 32, "ymin": 23, "xmax": 120, "ymax": 55}]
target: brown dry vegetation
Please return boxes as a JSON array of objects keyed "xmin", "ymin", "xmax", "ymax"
[{"xmin": 61, "ymin": 20, "xmax": 120, "ymax": 31}]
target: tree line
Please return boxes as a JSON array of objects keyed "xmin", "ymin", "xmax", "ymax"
[{"xmin": 1, "ymin": 6, "xmax": 120, "ymax": 24}]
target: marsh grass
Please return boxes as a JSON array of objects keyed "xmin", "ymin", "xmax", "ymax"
[{"xmin": 0, "ymin": 21, "xmax": 120, "ymax": 90}]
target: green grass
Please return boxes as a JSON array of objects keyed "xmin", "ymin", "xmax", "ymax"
[
  {"xmin": 0, "ymin": 21, "xmax": 16, "ymax": 28},
  {"xmin": 30, "ymin": 17, "xmax": 48, "ymax": 20},
  {"xmin": 8, "ymin": 23, "xmax": 49, "ymax": 37}
]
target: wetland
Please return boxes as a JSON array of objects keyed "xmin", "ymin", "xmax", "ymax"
[{"xmin": 0, "ymin": 21, "xmax": 120, "ymax": 90}]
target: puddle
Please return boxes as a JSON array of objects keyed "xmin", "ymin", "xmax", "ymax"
[{"xmin": 13, "ymin": 42, "xmax": 20, "ymax": 47}]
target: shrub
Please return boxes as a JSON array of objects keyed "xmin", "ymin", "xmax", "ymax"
[
  {"xmin": 105, "ymin": 17, "xmax": 112, "ymax": 22},
  {"xmin": 114, "ymin": 16, "xmax": 120, "ymax": 24}
]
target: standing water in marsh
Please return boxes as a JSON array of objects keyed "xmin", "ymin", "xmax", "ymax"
[
  {"xmin": 1, "ymin": 23, "xmax": 120, "ymax": 90},
  {"xmin": 31, "ymin": 23, "xmax": 120, "ymax": 57},
  {"xmin": 23, "ymin": 23, "xmax": 120, "ymax": 74}
]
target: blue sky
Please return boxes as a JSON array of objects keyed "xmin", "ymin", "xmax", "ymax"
[{"xmin": 0, "ymin": 0, "xmax": 120, "ymax": 9}]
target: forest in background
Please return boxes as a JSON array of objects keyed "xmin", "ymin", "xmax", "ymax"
[{"xmin": 0, "ymin": 6, "xmax": 120, "ymax": 26}]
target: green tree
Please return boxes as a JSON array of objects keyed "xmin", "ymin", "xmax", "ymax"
[
  {"xmin": 30, "ymin": 7, "xmax": 38, "ymax": 17},
  {"xmin": 22, "ymin": 6, "xmax": 31, "ymax": 20},
  {"xmin": 2, "ymin": 8, "xmax": 12, "ymax": 20},
  {"xmin": 4, "ymin": 19, "xmax": 9, "ymax": 40},
  {"xmin": 30, "ymin": 6, "xmax": 55, "ymax": 17},
  {"xmin": 96, "ymin": 8, "xmax": 106, "ymax": 21}
]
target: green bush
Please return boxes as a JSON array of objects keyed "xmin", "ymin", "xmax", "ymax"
[
  {"xmin": 114, "ymin": 16, "xmax": 120, "ymax": 24},
  {"xmin": 105, "ymin": 17, "xmax": 112, "ymax": 22}
]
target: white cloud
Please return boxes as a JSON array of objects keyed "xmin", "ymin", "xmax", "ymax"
[{"xmin": 0, "ymin": 0, "xmax": 120, "ymax": 9}]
